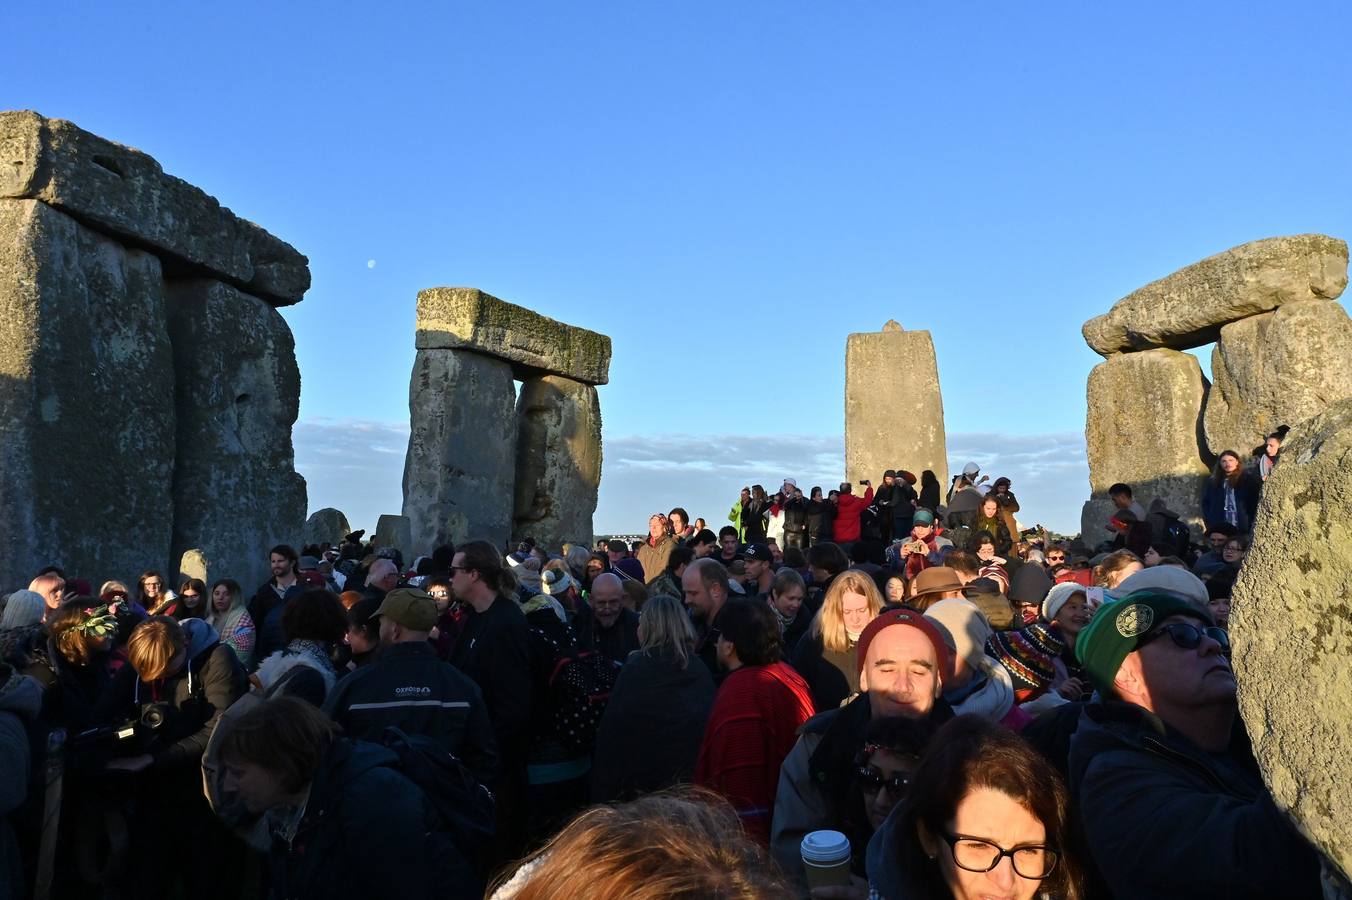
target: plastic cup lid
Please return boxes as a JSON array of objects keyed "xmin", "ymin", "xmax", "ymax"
[{"xmin": 800, "ymin": 829, "xmax": 851, "ymax": 863}]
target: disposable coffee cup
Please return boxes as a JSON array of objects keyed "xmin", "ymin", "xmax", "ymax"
[{"xmin": 801, "ymin": 829, "xmax": 851, "ymax": 890}]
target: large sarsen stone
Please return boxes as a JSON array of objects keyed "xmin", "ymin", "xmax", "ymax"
[
  {"xmin": 0, "ymin": 198, "xmax": 176, "ymax": 586},
  {"xmin": 1084, "ymin": 348, "xmax": 1210, "ymax": 530},
  {"xmin": 402, "ymin": 348, "xmax": 517, "ymax": 554},
  {"xmin": 1203, "ymin": 299, "xmax": 1352, "ymax": 458},
  {"xmin": 845, "ymin": 321, "xmax": 948, "ymax": 490},
  {"xmin": 513, "ymin": 375, "xmax": 602, "ymax": 548},
  {"xmin": 1082, "ymin": 234, "xmax": 1347, "ymax": 357},
  {"xmin": 1231, "ymin": 398, "xmax": 1352, "ymax": 881},
  {"xmin": 166, "ymin": 279, "xmax": 307, "ymax": 591}
]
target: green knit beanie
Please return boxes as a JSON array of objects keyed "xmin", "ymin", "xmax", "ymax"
[{"xmin": 1075, "ymin": 590, "xmax": 1214, "ymax": 693}]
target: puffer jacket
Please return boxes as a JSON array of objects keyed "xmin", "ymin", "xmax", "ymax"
[
  {"xmin": 0, "ymin": 670, "xmax": 41, "ymax": 900},
  {"xmin": 1069, "ymin": 698, "xmax": 1322, "ymax": 899}
]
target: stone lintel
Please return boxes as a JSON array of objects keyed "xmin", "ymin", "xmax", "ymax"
[
  {"xmin": 0, "ymin": 109, "xmax": 309, "ymax": 305},
  {"xmin": 415, "ymin": 287, "xmax": 611, "ymax": 385}
]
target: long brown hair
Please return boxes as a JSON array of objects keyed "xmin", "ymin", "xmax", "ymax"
[
  {"xmin": 892, "ymin": 715, "xmax": 1084, "ymax": 899},
  {"xmin": 490, "ymin": 788, "xmax": 789, "ymax": 899},
  {"xmin": 1212, "ymin": 450, "xmax": 1245, "ymax": 487}
]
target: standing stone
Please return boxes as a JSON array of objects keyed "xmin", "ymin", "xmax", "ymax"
[
  {"xmin": 0, "ymin": 198, "xmax": 175, "ymax": 587},
  {"xmin": 165, "ymin": 279, "xmax": 307, "ymax": 591},
  {"xmin": 303, "ymin": 508, "xmax": 352, "ymax": 548},
  {"xmin": 1231, "ymin": 398, "xmax": 1352, "ymax": 881},
  {"xmin": 178, "ymin": 548, "xmax": 209, "ymax": 585},
  {"xmin": 513, "ymin": 376, "xmax": 602, "ymax": 548},
  {"xmin": 845, "ymin": 321, "xmax": 948, "ymax": 489},
  {"xmin": 1083, "ymin": 234, "xmax": 1348, "ymax": 356},
  {"xmin": 402, "ymin": 348, "xmax": 517, "ymax": 554},
  {"xmin": 375, "ymin": 514, "xmax": 413, "ymax": 562},
  {"xmin": 1082, "ymin": 348, "xmax": 1210, "ymax": 536},
  {"xmin": 1203, "ymin": 299, "xmax": 1352, "ymax": 458}
]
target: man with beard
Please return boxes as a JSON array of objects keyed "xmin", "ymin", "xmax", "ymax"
[{"xmin": 682, "ymin": 558, "xmax": 734, "ymax": 685}]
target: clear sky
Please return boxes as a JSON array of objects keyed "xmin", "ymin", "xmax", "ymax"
[{"xmin": 6, "ymin": 1, "xmax": 1351, "ymax": 535}]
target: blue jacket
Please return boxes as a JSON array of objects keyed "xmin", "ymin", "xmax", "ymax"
[
  {"xmin": 1200, "ymin": 472, "xmax": 1261, "ymax": 533},
  {"xmin": 1068, "ymin": 699, "xmax": 1321, "ymax": 899}
]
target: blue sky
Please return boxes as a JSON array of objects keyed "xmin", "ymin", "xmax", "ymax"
[{"xmin": 6, "ymin": 1, "xmax": 1351, "ymax": 535}]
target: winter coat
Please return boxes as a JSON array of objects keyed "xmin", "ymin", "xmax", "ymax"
[
  {"xmin": 1202, "ymin": 472, "xmax": 1262, "ymax": 533},
  {"xmin": 1069, "ymin": 699, "xmax": 1322, "ymax": 899},
  {"xmin": 265, "ymin": 738, "xmax": 481, "ymax": 900},
  {"xmin": 694, "ymin": 661, "xmax": 814, "ymax": 844},
  {"xmin": 0, "ymin": 672, "xmax": 41, "ymax": 900},
  {"xmin": 833, "ymin": 487, "xmax": 874, "ymax": 544},
  {"xmin": 765, "ymin": 507, "xmax": 786, "ymax": 546},
  {"xmin": 592, "ymin": 648, "xmax": 716, "ymax": 801},
  {"xmin": 577, "ymin": 608, "xmax": 641, "ymax": 667},
  {"xmin": 324, "ymin": 641, "xmax": 498, "ymax": 784},
  {"xmin": 636, "ymin": 535, "xmax": 678, "ymax": 586},
  {"xmin": 806, "ymin": 499, "xmax": 835, "ymax": 544},
  {"xmin": 770, "ymin": 694, "xmax": 952, "ymax": 888},
  {"xmin": 865, "ymin": 807, "xmax": 930, "ymax": 900},
  {"xmin": 790, "ymin": 628, "xmax": 860, "ymax": 713},
  {"xmin": 742, "ymin": 498, "xmax": 769, "ymax": 545},
  {"xmin": 941, "ymin": 662, "xmax": 1027, "ymax": 730},
  {"xmin": 449, "ymin": 596, "xmax": 533, "ymax": 769},
  {"xmin": 108, "ymin": 618, "xmax": 248, "ymax": 770},
  {"xmin": 728, "ymin": 500, "xmax": 747, "ymax": 543},
  {"xmin": 782, "ymin": 496, "xmax": 810, "ymax": 542},
  {"xmin": 253, "ymin": 639, "xmax": 338, "ymax": 708}
]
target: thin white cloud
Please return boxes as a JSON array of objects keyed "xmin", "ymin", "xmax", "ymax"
[{"xmin": 293, "ymin": 419, "xmax": 1090, "ymax": 540}]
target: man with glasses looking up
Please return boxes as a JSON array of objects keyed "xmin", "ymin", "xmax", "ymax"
[{"xmin": 1067, "ymin": 591, "xmax": 1322, "ymax": 898}]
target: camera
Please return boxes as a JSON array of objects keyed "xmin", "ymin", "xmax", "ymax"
[{"xmin": 140, "ymin": 702, "xmax": 171, "ymax": 731}]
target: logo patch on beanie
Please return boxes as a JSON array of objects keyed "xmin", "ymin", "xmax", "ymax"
[{"xmin": 1115, "ymin": 604, "xmax": 1154, "ymax": 638}]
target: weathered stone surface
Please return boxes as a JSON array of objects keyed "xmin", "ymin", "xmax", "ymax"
[
  {"xmin": 845, "ymin": 321, "xmax": 948, "ymax": 489},
  {"xmin": 179, "ymin": 548, "xmax": 209, "ymax": 584},
  {"xmin": 1084, "ymin": 349, "xmax": 1210, "ymax": 532},
  {"xmin": 303, "ymin": 508, "xmax": 352, "ymax": 548},
  {"xmin": 165, "ymin": 279, "xmax": 306, "ymax": 591},
  {"xmin": 1083, "ymin": 234, "xmax": 1348, "ymax": 357},
  {"xmin": 375, "ymin": 514, "xmax": 413, "ymax": 561},
  {"xmin": 416, "ymin": 287, "xmax": 610, "ymax": 385},
  {"xmin": 1231, "ymin": 399, "xmax": 1352, "ymax": 881},
  {"xmin": 0, "ymin": 110, "xmax": 309, "ymax": 305},
  {"xmin": 402, "ymin": 348, "xmax": 518, "ymax": 554},
  {"xmin": 1203, "ymin": 299, "xmax": 1352, "ymax": 458},
  {"xmin": 0, "ymin": 199, "xmax": 175, "ymax": 587},
  {"xmin": 513, "ymin": 376, "xmax": 602, "ymax": 548}
]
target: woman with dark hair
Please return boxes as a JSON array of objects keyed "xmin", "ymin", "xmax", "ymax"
[
  {"xmin": 973, "ymin": 496, "xmax": 1016, "ymax": 557},
  {"xmin": 152, "ymin": 578, "xmax": 209, "ymax": 620},
  {"xmin": 867, "ymin": 715, "xmax": 1084, "ymax": 899},
  {"xmin": 251, "ymin": 589, "xmax": 347, "ymax": 707},
  {"xmin": 918, "ymin": 470, "xmax": 942, "ymax": 515},
  {"xmin": 1202, "ymin": 450, "xmax": 1262, "ymax": 533},
  {"xmin": 1255, "ymin": 425, "xmax": 1288, "ymax": 481},
  {"xmin": 583, "ymin": 552, "xmax": 610, "ymax": 591},
  {"xmin": 206, "ymin": 579, "xmax": 255, "ymax": 668},
  {"xmin": 742, "ymin": 485, "xmax": 769, "ymax": 545},
  {"xmin": 136, "ymin": 570, "xmax": 174, "ymax": 613}
]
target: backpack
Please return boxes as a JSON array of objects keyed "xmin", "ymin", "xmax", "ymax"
[
  {"xmin": 377, "ymin": 727, "xmax": 495, "ymax": 849},
  {"xmin": 546, "ymin": 649, "xmax": 621, "ymax": 756}
]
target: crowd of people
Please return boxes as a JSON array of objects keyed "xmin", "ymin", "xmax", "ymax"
[{"xmin": 0, "ymin": 426, "xmax": 1340, "ymax": 899}]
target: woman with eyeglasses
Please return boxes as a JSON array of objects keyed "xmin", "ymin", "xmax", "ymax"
[{"xmin": 865, "ymin": 715, "xmax": 1084, "ymax": 900}]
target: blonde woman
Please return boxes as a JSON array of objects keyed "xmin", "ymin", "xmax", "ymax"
[
  {"xmin": 790, "ymin": 569, "xmax": 884, "ymax": 710},
  {"xmin": 592, "ymin": 594, "xmax": 717, "ymax": 801}
]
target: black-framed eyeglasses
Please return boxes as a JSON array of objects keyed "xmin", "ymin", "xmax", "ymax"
[
  {"xmin": 939, "ymin": 832, "xmax": 1059, "ymax": 880},
  {"xmin": 855, "ymin": 765, "xmax": 910, "ymax": 797},
  {"xmin": 1137, "ymin": 622, "xmax": 1229, "ymax": 653}
]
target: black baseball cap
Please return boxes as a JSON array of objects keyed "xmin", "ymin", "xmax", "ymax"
[{"xmin": 744, "ymin": 544, "xmax": 774, "ymax": 563}]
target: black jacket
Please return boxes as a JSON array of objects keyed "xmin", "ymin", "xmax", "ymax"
[
  {"xmin": 1201, "ymin": 472, "xmax": 1262, "ymax": 533},
  {"xmin": 577, "ymin": 608, "xmax": 640, "ymax": 666},
  {"xmin": 742, "ymin": 497, "xmax": 769, "ymax": 544},
  {"xmin": 592, "ymin": 648, "xmax": 716, "ymax": 802},
  {"xmin": 448, "ymin": 597, "xmax": 533, "ymax": 767},
  {"xmin": 266, "ymin": 738, "xmax": 480, "ymax": 900},
  {"xmin": 324, "ymin": 641, "xmax": 498, "ymax": 784},
  {"xmin": 782, "ymin": 496, "xmax": 809, "ymax": 538},
  {"xmin": 1069, "ymin": 699, "xmax": 1321, "ymax": 899},
  {"xmin": 806, "ymin": 500, "xmax": 835, "ymax": 543},
  {"xmin": 790, "ymin": 629, "xmax": 858, "ymax": 713},
  {"xmin": 248, "ymin": 579, "xmax": 302, "ymax": 666}
]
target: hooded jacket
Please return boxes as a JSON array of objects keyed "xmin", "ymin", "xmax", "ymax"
[
  {"xmin": 833, "ymin": 486, "xmax": 874, "ymax": 544},
  {"xmin": 110, "ymin": 618, "xmax": 248, "ymax": 769},
  {"xmin": 1069, "ymin": 698, "xmax": 1322, "ymax": 899},
  {"xmin": 266, "ymin": 738, "xmax": 481, "ymax": 900},
  {"xmin": 1, "ymin": 671, "xmax": 41, "ymax": 900}
]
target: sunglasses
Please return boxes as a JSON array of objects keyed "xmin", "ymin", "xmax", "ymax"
[
  {"xmin": 1045, "ymin": 555, "xmax": 1065, "ymax": 562},
  {"xmin": 855, "ymin": 765, "xmax": 911, "ymax": 797},
  {"xmin": 1137, "ymin": 622, "xmax": 1229, "ymax": 653}
]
